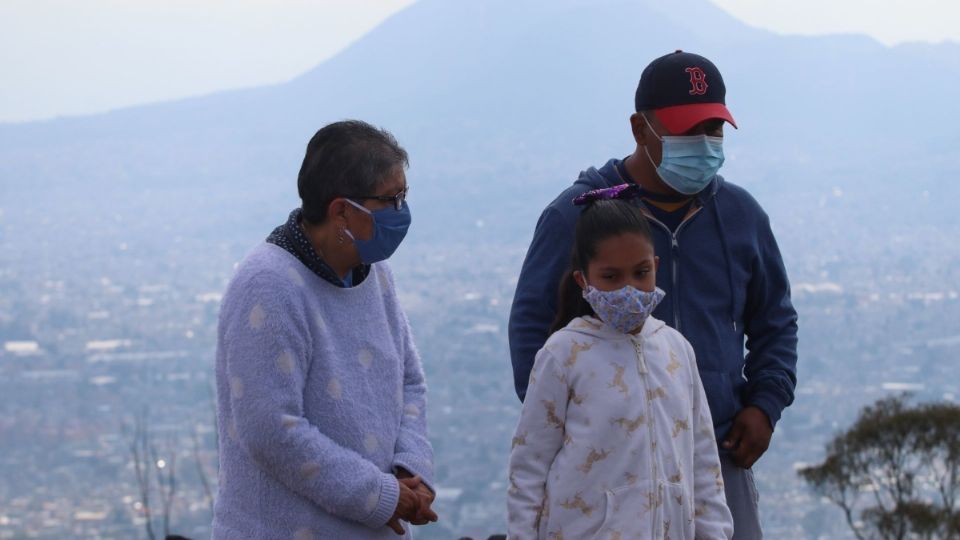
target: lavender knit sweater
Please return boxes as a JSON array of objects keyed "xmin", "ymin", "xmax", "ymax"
[{"xmin": 213, "ymin": 243, "xmax": 434, "ymax": 539}]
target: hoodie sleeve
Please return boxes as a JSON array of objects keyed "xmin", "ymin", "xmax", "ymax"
[
  {"xmin": 742, "ymin": 212, "xmax": 799, "ymax": 429},
  {"xmin": 221, "ymin": 272, "xmax": 400, "ymax": 529},
  {"xmin": 508, "ymin": 206, "xmax": 575, "ymax": 401},
  {"xmin": 685, "ymin": 340, "xmax": 735, "ymax": 539},
  {"xmin": 507, "ymin": 347, "xmax": 568, "ymax": 540}
]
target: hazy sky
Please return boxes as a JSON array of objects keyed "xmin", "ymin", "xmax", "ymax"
[{"xmin": 1, "ymin": 0, "xmax": 957, "ymax": 123}]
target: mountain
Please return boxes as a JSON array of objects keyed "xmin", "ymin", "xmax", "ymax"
[{"xmin": 2, "ymin": 0, "xmax": 958, "ymax": 210}]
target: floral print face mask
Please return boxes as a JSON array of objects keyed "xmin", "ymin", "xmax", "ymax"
[{"xmin": 582, "ymin": 284, "xmax": 666, "ymax": 334}]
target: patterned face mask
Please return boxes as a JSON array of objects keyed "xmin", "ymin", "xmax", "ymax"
[{"xmin": 582, "ymin": 284, "xmax": 666, "ymax": 334}]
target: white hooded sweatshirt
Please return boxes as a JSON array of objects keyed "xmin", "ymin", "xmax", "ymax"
[{"xmin": 507, "ymin": 316, "xmax": 733, "ymax": 540}]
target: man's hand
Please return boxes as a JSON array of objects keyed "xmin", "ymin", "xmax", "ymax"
[
  {"xmin": 722, "ymin": 406, "xmax": 772, "ymax": 469},
  {"xmin": 386, "ymin": 476, "xmax": 423, "ymax": 535}
]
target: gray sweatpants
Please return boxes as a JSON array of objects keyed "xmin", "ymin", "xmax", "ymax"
[{"xmin": 719, "ymin": 452, "xmax": 763, "ymax": 539}]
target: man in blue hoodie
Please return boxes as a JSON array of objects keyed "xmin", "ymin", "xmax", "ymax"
[{"xmin": 508, "ymin": 50, "xmax": 798, "ymax": 537}]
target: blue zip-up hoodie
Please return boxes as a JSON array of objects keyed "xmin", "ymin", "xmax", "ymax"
[{"xmin": 508, "ymin": 158, "xmax": 798, "ymax": 441}]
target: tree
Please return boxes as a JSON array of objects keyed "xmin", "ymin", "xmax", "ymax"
[
  {"xmin": 798, "ymin": 395, "xmax": 960, "ymax": 539},
  {"xmin": 129, "ymin": 409, "xmax": 157, "ymax": 540},
  {"xmin": 191, "ymin": 428, "xmax": 215, "ymax": 517},
  {"xmin": 127, "ymin": 408, "xmax": 179, "ymax": 540},
  {"xmin": 152, "ymin": 441, "xmax": 177, "ymax": 538}
]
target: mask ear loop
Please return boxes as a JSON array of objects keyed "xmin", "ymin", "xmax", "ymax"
[
  {"xmin": 642, "ymin": 114, "xmax": 663, "ymax": 169},
  {"xmin": 341, "ymin": 198, "xmax": 373, "ymax": 242},
  {"xmin": 580, "ymin": 280, "xmax": 593, "ymax": 299},
  {"xmin": 344, "ymin": 198, "xmax": 372, "ymax": 215},
  {"xmin": 642, "ymin": 113, "xmax": 663, "ymax": 142}
]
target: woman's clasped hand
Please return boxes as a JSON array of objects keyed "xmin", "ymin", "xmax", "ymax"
[{"xmin": 387, "ymin": 473, "xmax": 438, "ymax": 535}]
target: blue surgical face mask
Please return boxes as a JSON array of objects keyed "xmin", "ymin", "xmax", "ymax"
[
  {"xmin": 344, "ymin": 199, "xmax": 412, "ymax": 264},
  {"xmin": 643, "ymin": 115, "xmax": 724, "ymax": 195}
]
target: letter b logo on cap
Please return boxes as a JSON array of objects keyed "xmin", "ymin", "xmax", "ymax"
[{"xmin": 685, "ymin": 67, "xmax": 708, "ymax": 95}]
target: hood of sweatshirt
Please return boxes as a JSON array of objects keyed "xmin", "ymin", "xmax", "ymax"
[
  {"xmin": 574, "ymin": 158, "xmax": 723, "ymax": 203},
  {"xmin": 560, "ymin": 314, "xmax": 668, "ymax": 342}
]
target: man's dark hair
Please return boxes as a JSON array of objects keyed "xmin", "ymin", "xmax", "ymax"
[{"xmin": 298, "ymin": 120, "xmax": 409, "ymax": 223}]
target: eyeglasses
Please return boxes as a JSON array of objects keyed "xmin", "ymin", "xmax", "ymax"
[{"xmin": 351, "ymin": 186, "xmax": 409, "ymax": 211}]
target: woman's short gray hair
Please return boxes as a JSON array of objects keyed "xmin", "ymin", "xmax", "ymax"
[{"xmin": 297, "ymin": 120, "xmax": 409, "ymax": 223}]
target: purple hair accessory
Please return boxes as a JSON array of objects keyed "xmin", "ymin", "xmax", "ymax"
[{"xmin": 572, "ymin": 183, "xmax": 641, "ymax": 206}]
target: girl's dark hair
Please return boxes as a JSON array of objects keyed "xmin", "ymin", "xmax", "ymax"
[{"xmin": 550, "ymin": 199, "xmax": 654, "ymax": 334}]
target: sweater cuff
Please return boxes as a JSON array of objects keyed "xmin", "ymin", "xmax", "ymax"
[
  {"xmin": 746, "ymin": 390, "xmax": 785, "ymax": 430},
  {"xmin": 363, "ymin": 472, "xmax": 400, "ymax": 528},
  {"xmin": 393, "ymin": 453, "xmax": 435, "ymax": 494}
]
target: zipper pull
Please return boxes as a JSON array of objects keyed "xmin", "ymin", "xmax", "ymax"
[{"xmin": 634, "ymin": 338, "xmax": 648, "ymax": 374}]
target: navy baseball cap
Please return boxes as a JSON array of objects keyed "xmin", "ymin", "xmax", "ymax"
[{"xmin": 635, "ymin": 50, "xmax": 737, "ymax": 135}]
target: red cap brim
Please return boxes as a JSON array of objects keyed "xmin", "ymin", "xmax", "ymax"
[{"xmin": 654, "ymin": 103, "xmax": 737, "ymax": 135}]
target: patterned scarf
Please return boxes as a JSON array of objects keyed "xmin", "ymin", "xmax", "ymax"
[{"xmin": 266, "ymin": 208, "xmax": 369, "ymax": 288}]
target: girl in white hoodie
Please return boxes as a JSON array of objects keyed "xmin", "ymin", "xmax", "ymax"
[{"xmin": 507, "ymin": 185, "xmax": 733, "ymax": 540}]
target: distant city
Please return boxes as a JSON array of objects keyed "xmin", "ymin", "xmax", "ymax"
[{"xmin": 1, "ymin": 177, "xmax": 958, "ymax": 538}]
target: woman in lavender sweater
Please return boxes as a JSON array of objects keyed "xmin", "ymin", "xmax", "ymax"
[{"xmin": 213, "ymin": 121, "xmax": 436, "ymax": 539}]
